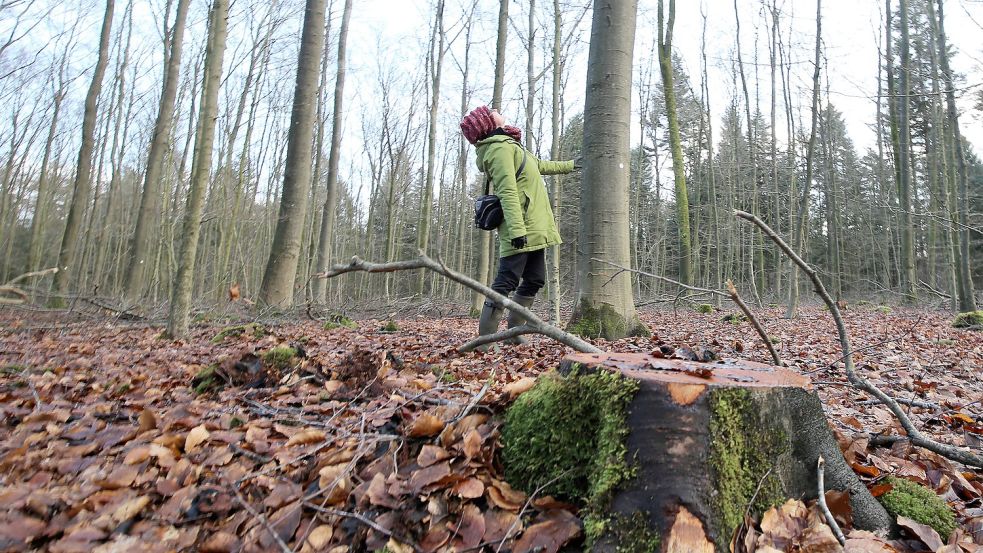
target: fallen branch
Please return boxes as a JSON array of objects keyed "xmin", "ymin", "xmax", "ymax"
[
  {"xmin": 736, "ymin": 210, "xmax": 983, "ymax": 468},
  {"xmin": 817, "ymin": 456, "xmax": 846, "ymax": 545},
  {"xmin": 316, "ymin": 254, "xmax": 600, "ymax": 354},
  {"xmin": 305, "ymin": 503, "xmax": 422, "ymax": 552},
  {"xmin": 0, "ymin": 268, "xmax": 58, "ymax": 305},
  {"xmin": 592, "ymin": 258, "xmax": 782, "ymax": 366}
]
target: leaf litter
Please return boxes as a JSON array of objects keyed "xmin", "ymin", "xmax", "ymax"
[{"xmin": 0, "ymin": 305, "xmax": 980, "ymax": 552}]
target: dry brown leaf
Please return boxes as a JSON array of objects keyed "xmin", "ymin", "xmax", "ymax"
[
  {"xmin": 318, "ymin": 463, "xmax": 352, "ymax": 505},
  {"xmin": 505, "ymin": 377, "xmax": 537, "ymax": 399},
  {"xmin": 138, "ymin": 409, "xmax": 157, "ymax": 433},
  {"xmin": 199, "ymin": 532, "xmax": 241, "ymax": 553},
  {"xmin": 285, "ymin": 428, "xmax": 326, "ymax": 447},
  {"xmin": 366, "ymin": 472, "xmax": 399, "ymax": 509},
  {"xmin": 462, "ymin": 429, "xmax": 483, "ymax": 461},
  {"xmin": 450, "ymin": 503, "xmax": 485, "ymax": 550},
  {"xmin": 488, "ymin": 479, "xmax": 527, "ymax": 511},
  {"xmin": 299, "ymin": 525, "xmax": 333, "ymax": 553},
  {"xmin": 122, "ymin": 445, "xmax": 151, "ymax": 465},
  {"xmin": 416, "ymin": 444, "xmax": 451, "ymax": 468},
  {"xmin": 112, "ymin": 495, "xmax": 150, "ymax": 523},
  {"xmin": 184, "ymin": 424, "xmax": 210, "ymax": 452},
  {"xmin": 407, "ymin": 413, "xmax": 445, "ymax": 438},
  {"xmin": 897, "ymin": 515, "xmax": 944, "ymax": 551},
  {"xmin": 513, "ymin": 509, "xmax": 581, "ymax": 553},
  {"xmin": 452, "ymin": 477, "xmax": 485, "ymax": 499}
]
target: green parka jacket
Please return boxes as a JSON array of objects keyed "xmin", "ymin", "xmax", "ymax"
[{"xmin": 474, "ymin": 134, "xmax": 574, "ymax": 257}]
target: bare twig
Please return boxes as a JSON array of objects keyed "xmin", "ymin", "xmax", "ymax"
[
  {"xmin": 4, "ymin": 267, "xmax": 58, "ymax": 287},
  {"xmin": 316, "ymin": 254, "xmax": 600, "ymax": 353},
  {"xmin": 305, "ymin": 503, "xmax": 422, "ymax": 552},
  {"xmin": 591, "ymin": 258, "xmax": 782, "ymax": 366},
  {"xmin": 736, "ymin": 210, "xmax": 983, "ymax": 468},
  {"xmin": 726, "ymin": 280, "xmax": 783, "ymax": 366},
  {"xmin": 232, "ymin": 487, "xmax": 295, "ymax": 553},
  {"xmin": 817, "ymin": 456, "xmax": 846, "ymax": 545}
]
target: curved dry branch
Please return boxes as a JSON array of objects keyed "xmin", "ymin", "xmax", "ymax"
[
  {"xmin": 736, "ymin": 210, "xmax": 983, "ymax": 468},
  {"xmin": 316, "ymin": 254, "xmax": 601, "ymax": 354}
]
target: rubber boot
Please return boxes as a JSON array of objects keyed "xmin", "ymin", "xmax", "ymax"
[
  {"xmin": 505, "ymin": 293, "xmax": 535, "ymax": 345},
  {"xmin": 476, "ymin": 301, "xmax": 504, "ymax": 352}
]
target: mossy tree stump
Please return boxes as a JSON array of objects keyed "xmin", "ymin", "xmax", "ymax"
[{"xmin": 502, "ymin": 353, "xmax": 891, "ymax": 552}]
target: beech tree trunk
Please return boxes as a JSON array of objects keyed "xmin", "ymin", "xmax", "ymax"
[
  {"xmin": 415, "ymin": 0, "xmax": 444, "ymax": 294},
  {"xmin": 897, "ymin": 0, "xmax": 918, "ymax": 303},
  {"xmin": 559, "ymin": 353, "xmax": 892, "ymax": 551},
  {"xmin": 658, "ymin": 0, "xmax": 692, "ymax": 287},
  {"xmin": 122, "ymin": 0, "xmax": 190, "ymax": 304},
  {"xmin": 259, "ymin": 0, "xmax": 327, "ymax": 307},
  {"xmin": 51, "ymin": 0, "xmax": 114, "ymax": 303},
  {"xmin": 166, "ymin": 0, "xmax": 229, "ymax": 338},
  {"xmin": 313, "ymin": 0, "xmax": 353, "ymax": 304},
  {"xmin": 570, "ymin": 0, "xmax": 646, "ymax": 340}
]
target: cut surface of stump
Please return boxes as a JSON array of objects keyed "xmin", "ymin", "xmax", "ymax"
[{"xmin": 503, "ymin": 352, "xmax": 890, "ymax": 552}]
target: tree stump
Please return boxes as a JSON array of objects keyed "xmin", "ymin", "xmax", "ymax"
[{"xmin": 501, "ymin": 352, "xmax": 891, "ymax": 552}]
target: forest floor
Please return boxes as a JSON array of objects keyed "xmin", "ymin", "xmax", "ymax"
[{"xmin": 0, "ymin": 303, "xmax": 981, "ymax": 552}]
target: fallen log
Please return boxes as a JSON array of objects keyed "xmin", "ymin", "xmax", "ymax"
[{"xmin": 501, "ymin": 352, "xmax": 891, "ymax": 552}]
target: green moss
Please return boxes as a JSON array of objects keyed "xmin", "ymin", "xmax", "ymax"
[
  {"xmin": 722, "ymin": 313, "xmax": 748, "ymax": 324},
  {"xmin": 879, "ymin": 476, "xmax": 957, "ymax": 539},
  {"xmin": 1, "ymin": 364, "xmax": 27, "ymax": 376},
  {"xmin": 608, "ymin": 512, "xmax": 660, "ymax": 553},
  {"xmin": 696, "ymin": 303, "xmax": 714, "ymax": 314},
  {"xmin": 878, "ymin": 305, "xmax": 893, "ymax": 314},
  {"xmin": 262, "ymin": 347, "xmax": 298, "ymax": 370},
  {"xmin": 380, "ymin": 320, "xmax": 399, "ymax": 332},
  {"xmin": 323, "ymin": 314, "xmax": 357, "ymax": 331},
  {"xmin": 229, "ymin": 416, "xmax": 245, "ymax": 429},
  {"xmin": 708, "ymin": 389, "xmax": 787, "ymax": 546},
  {"xmin": 952, "ymin": 311, "xmax": 983, "ymax": 329},
  {"xmin": 502, "ymin": 368, "xmax": 642, "ymax": 550},
  {"xmin": 192, "ymin": 364, "xmax": 220, "ymax": 395},
  {"xmin": 211, "ymin": 323, "xmax": 266, "ymax": 343},
  {"xmin": 568, "ymin": 299, "xmax": 650, "ymax": 340}
]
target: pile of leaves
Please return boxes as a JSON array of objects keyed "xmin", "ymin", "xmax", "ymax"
[{"xmin": 0, "ymin": 304, "xmax": 981, "ymax": 552}]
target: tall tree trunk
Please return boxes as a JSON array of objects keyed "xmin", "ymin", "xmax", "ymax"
[
  {"xmin": 658, "ymin": 0, "xmax": 692, "ymax": 286},
  {"xmin": 897, "ymin": 0, "xmax": 917, "ymax": 303},
  {"xmin": 313, "ymin": 0, "xmax": 352, "ymax": 303},
  {"xmin": 471, "ymin": 0, "xmax": 509, "ymax": 314},
  {"xmin": 548, "ymin": 0, "xmax": 562, "ymax": 323},
  {"xmin": 785, "ymin": 0, "xmax": 821, "ymax": 318},
  {"xmin": 122, "ymin": 0, "xmax": 189, "ymax": 303},
  {"xmin": 569, "ymin": 0, "xmax": 646, "ymax": 340},
  {"xmin": 26, "ymin": 59, "xmax": 68, "ymax": 274},
  {"xmin": 933, "ymin": 0, "xmax": 976, "ymax": 311},
  {"xmin": 415, "ymin": 0, "xmax": 445, "ymax": 294},
  {"xmin": 166, "ymin": 0, "xmax": 229, "ymax": 338},
  {"xmin": 259, "ymin": 0, "xmax": 327, "ymax": 307},
  {"xmin": 51, "ymin": 0, "xmax": 115, "ymax": 304}
]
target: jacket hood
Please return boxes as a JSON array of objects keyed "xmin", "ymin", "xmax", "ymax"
[{"xmin": 474, "ymin": 134, "xmax": 512, "ymax": 172}]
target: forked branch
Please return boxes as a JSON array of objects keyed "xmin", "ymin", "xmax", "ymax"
[
  {"xmin": 316, "ymin": 254, "xmax": 601, "ymax": 354},
  {"xmin": 736, "ymin": 210, "xmax": 983, "ymax": 468}
]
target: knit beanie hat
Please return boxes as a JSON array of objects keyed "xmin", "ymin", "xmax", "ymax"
[
  {"xmin": 460, "ymin": 105, "xmax": 497, "ymax": 145},
  {"xmin": 503, "ymin": 125, "xmax": 522, "ymax": 143}
]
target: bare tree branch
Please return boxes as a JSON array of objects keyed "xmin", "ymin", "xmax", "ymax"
[
  {"xmin": 316, "ymin": 254, "xmax": 601, "ymax": 353},
  {"xmin": 736, "ymin": 210, "xmax": 983, "ymax": 468}
]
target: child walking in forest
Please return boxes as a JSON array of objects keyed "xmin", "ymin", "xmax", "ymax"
[{"xmin": 460, "ymin": 105, "xmax": 579, "ymax": 348}]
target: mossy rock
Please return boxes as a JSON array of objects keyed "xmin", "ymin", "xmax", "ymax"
[
  {"xmin": 501, "ymin": 366, "xmax": 643, "ymax": 549},
  {"xmin": 211, "ymin": 322, "xmax": 266, "ymax": 343},
  {"xmin": 878, "ymin": 476, "xmax": 957, "ymax": 539},
  {"xmin": 323, "ymin": 314, "xmax": 357, "ymax": 331},
  {"xmin": 261, "ymin": 346, "xmax": 298, "ymax": 370},
  {"xmin": 568, "ymin": 299, "xmax": 649, "ymax": 340},
  {"xmin": 952, "ymin": 310, "xmax": 983, "ymax": 329},
  {"xmin": 696, "ymin": 304, "xmax": 715, "ymax": 314}
]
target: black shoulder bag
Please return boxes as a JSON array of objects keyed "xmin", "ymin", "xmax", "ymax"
[{"xmin": 474, "ymin": 147, "xmax": 527, "ymax": 231}]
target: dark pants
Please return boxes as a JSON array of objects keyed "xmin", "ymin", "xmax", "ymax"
[{"xmin": 489, "ymin": 249, "xmax": 546, "ymax": 303}]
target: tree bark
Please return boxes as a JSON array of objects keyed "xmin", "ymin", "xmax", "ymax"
[
  {"xmin": 166, "ymin": 0, "xmax": 229, "ymax": 338},
  {"xmin": 935, "ymin": 0, "xmax": 976, "ymax": 312},
  {"xmin": 259, "ymin": 0, "xmax": 328, "ymax": 308},
  {"xmin": 51, "ymin": 0, "xmax": 115, "ymax": 303},
  {"xmin": 569, "ymin": 0, "xmax": 646, "ymax": 340},
  {"xmin": 312, "ymin": 0, "xmax": 353, "ymax": 304},
  {"xmin": 415, "ymin": 0, "xmax": 445, "ymax": 294},
  {"xmin": 658, "ymin": 0, "xmax": 692, "ymax": 286},
  {"xmin": 122, "ymin": 0, "xmax": 190, "ymax": 304},
  {"xmin": 785, "ymin": 0, "xmax": 821, "ymax": 319},
  {"xmin": 534, "ymin": 354, "xmax": 892, "ymax": 551},
  {"xmin": 897, "ymin": 0, "xmax": 918, "ymax": 303}
]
